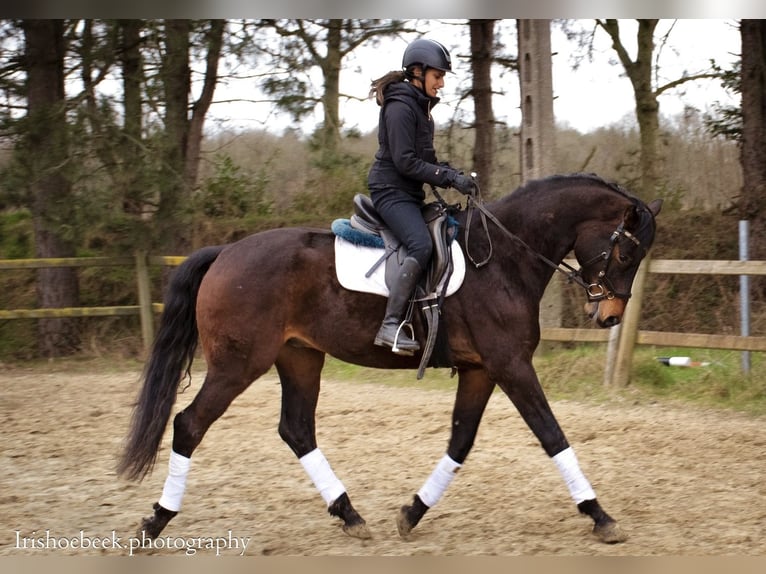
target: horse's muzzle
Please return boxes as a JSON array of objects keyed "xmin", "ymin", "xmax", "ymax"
[{"xmin": 584, "ymin": 299, "xmax": 626, "ymax": 328}]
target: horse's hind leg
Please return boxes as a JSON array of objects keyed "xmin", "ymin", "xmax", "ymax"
[
  {"xmin": 275, "ymin": 344, "xmax": 371, "ymax": 540},
  {"xmin": 497, "ymin": 361, "xmax": 627, "ymax": 543},
  {"xmin": 140, "ymin": 366, "xmax": 259, "ymax": 539}
]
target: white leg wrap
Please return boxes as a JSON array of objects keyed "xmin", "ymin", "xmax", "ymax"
[
  {"xmin": 157, "ymin": 450, "xmax": 191, "ymax": 512},
  {"xmin": 552, "ymin": 446, "xmax": 597, "ymax": 504},
  {"xmin": 299, "ymin": 448, "xmax": 346, "ymax": 506},
  {"xmin": 417, "ymin": 454, "xmax": 462, "ymax": 508}
]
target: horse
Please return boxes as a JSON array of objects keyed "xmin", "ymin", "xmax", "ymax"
[{"xmin": 118, "ymin": 173, "xmax": 662, "ymax": 545}]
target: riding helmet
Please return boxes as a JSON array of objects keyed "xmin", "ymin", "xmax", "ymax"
[{"xmin": 402, "ymin": 38, "xmax": 452, "ymax": 73}]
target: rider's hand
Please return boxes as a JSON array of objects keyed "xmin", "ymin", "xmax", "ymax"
[{"xmin": 451, "ymin": 172, "xmax": 477, "ymax": 196}]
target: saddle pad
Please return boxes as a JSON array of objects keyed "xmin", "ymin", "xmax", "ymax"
[{"xmin": 334, "ymin": 236, "xmax": 466, "ymax": 297}]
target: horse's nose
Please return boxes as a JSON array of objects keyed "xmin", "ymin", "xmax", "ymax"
[{"xmin": 593, "ymin": 298, "xmax": 627, "ymax": 328}]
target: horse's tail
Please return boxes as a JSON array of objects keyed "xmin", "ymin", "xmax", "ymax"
[{"xmin": 118, "ymin": 245, "xmax": 225, "ymax": 481}]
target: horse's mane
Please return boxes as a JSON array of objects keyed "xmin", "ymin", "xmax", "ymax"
[
  {"xmin": 493, "ymin": 173, "xmax": 656, "ymax": 245},
  {"xmin": 527, "ymin": 173, "xmax": 641, "ymax": 204},
  {"xmin": 540, "ymin": 173, "xmax": 657, "ymax": 242}
]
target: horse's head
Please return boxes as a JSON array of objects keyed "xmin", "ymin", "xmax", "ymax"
[{"xmin": 577, "ymin": 198, "xmax": 663, "ymax": 328}]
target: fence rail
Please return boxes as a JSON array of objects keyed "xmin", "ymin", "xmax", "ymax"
[{"xmin": 2, "ymin": 254, "xmax": 764, "ymax": 380}]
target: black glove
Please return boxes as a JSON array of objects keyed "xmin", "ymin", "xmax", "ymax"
[{"xmin": 451, "ymin": 172, "xmax": 477, "ymax": 196}]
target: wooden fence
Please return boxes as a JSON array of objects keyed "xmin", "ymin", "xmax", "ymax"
[{"xmin": 2, "ymin": 254, "xmax": 765, "ymax": 385}]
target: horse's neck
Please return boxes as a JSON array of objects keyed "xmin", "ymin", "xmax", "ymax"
[{"xmin": 498, "ymin": 186, "xmax": 622, "ymax": 262}]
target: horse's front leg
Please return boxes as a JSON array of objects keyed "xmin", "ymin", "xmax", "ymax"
[
  {"xmin": 398, "ymin": 367, "xmax": 494, "ymax": 538},
  {"xmin": 275, "ymin": 345, "xmax": 371, "ymax": 539},
  {"xmin": 497, "ymin": 360, "xmax": 627, "ymax": 544}
]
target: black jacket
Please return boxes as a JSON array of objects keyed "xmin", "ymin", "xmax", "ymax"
[{"xmin": 367, "ymin": 81, "xmax": 457, "ymax": 201}]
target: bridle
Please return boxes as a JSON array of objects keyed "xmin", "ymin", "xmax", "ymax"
[
  {"xmin": 576, "ymin": 221, "xmax": 645, "ymax": 302},
  {"xmin": 459, "ymin": 189, "xmax": 650, "ymax": 303}
]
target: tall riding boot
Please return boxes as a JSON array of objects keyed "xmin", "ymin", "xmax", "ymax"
[{"xmin": 374, "ymin": 256, "xmax": 423, "ymax": 355}]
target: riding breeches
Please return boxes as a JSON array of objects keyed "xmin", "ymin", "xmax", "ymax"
[{"xmin": 369, "ymin": 188, "xmax": 432, "ymax": 271}]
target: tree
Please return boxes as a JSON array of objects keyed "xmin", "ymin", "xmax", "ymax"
[
  {"xmin": 517, "ymin": 19, "xmax": 560, "ymax": 332},
  {"xmin": 116, "ymin": 19, "xmax": 146, "ymax": 219},
  {"xmin": 594, "ymin": 19, "xmax": 721, "ymax": 198},
  {"xmin": 156, "ymin": 19, "xmax": 225, "ymax": 252},
  {"xmin": 72, "ymin": 19, "xmax": 226, "ymax": 252},
  {"xmin": 257, "ymin": 19, "xmax": 412, "ymax": 164},
  {"xmin": 469, "ymin": 19, "xmax": 496, "ymax": 194},
  {"xmin": 21, "ymin": 19, "xmax": 81, "ymax": 356},
  {"xmin": 76, "ymin": 20, "xmax": 147, "ymax": 225},
  {"xmin": 739, "ymin": 20, "xmax": 766, "ymax": 267},
  {"xmin": 517, "ymin": 19, "xmax": 555, "ymax": 183}
]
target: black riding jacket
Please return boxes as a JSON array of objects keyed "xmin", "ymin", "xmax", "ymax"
[{"xmin": 367, "ymin": 81, "xmax": 457, "ymax": 201}]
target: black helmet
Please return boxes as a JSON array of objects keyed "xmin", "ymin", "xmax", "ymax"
[{"xmin": 402, "ymin": 38, "xmax": 452, "ymax": 73}]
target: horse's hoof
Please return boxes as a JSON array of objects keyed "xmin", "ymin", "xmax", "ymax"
[
  {"xmin": 396, "ymin": 506, "xmax": 415, "ymax": 539},
  {"xmin": 138, "ymin": 502, "xmax": 177, "ymax": 540},
  {"xmin": 138, "ymin": 516, "xmax": 163, "ymax": 540},
  {"xmin": 593, "ymin": 520, "xmax": 628, "ymax": 543},
  {"xmin": 342, "ymin": 521, "xmax": 372, "ymax": 539}
]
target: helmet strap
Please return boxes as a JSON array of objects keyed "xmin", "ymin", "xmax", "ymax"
[{"xmin": 405, "ymin": 65, "xmax": 428, "ymax": 95}]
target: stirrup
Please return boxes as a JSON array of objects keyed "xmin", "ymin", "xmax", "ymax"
[
  {"xmin": 391, "ymin": 322, "xmax": 418, "ymax": 356},
  {"xmin": 375, "ymin": 321, "xmax": 419, "ymax": 356}
]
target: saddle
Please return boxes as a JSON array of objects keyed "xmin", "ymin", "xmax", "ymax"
[
  {"xmin": 336, "ymin": 193, "xmax": 459, "ymax": 378},
  {"xmin": 349, "ymin": 194, "xmax": 457, "ymax": 295}
]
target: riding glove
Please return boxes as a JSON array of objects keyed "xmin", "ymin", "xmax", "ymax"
[{"xmin": 451, "ymin": 173, "xmax": 477, "ymax": 196}]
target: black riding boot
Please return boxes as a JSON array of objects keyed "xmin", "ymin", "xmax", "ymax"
[{"xmin": 374, "ymin": 256, "xmax": 423, "ymax": 355}]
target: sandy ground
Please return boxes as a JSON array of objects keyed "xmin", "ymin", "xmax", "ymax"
[{"xmin": 0, "ymin": 362, "xmax": 764, "ymax": 557}]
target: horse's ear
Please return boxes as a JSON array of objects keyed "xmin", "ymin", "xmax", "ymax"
[
  {"xmin": 623, "ymin": 204, "xmax": 640, "ymax": 230},
  {"xmin": 624, "ymin": 199, "xmax": 663, "ymax": 230}
]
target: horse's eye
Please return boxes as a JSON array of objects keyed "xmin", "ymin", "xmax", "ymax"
[{"xmin": 618, "ymin": 253, "xmax": 631, "ymax": 264}]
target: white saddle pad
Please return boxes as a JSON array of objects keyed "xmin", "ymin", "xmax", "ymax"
[{"xmin": 334, "ymin": 236, "xmax": 466, "ymax": 297}]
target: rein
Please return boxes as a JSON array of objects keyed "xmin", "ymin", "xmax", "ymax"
[{"xmin": 460, "ymin": 184, "xmax": 641, "ymax": 303}]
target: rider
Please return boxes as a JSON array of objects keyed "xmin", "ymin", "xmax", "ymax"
[{"xmin": 368, "ymin": 38, "xmax": 476, "ymax": 355}]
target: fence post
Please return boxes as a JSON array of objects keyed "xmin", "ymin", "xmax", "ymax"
[
  {"xmin": 612, "ymin": 254, "xmax": 651, "ymax": 387},
  {"xmin": 739, "ymin": 220, "xmax": 751, "ymax": 374},
  {"xmin": 135, "ymin": 250, "xmax": 154, "ymax": 351},
  {"xmin": 603, "ymin": 323, "xmax": 621, "ymax": 386}
]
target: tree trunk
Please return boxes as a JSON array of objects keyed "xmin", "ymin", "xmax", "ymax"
[
  {"xmin": 517, "ymin": 19, "xmax": 560, "ymax": 332},
  {"xmin": 739, "ymin": 20, "xmax": 766, "ymax": 267},
  {"xmin": 517, "ymin": 19, "xmax": 555, "ymax": 182},
  {"xmin": 119, "ymin": 19, "xmax": 145, "ymax": 218},
  {"xmin": 470, "ymin": 19, "xmax": 495, "ymax": 195},
  {"xmin": 158, "ymin": 19, "xmax": 191, "ymax": 252},
  {"xmin": 22, "ymin": 19, "xmax": 81, "ymax": 356},
  {"xmin": 319, "ymin": 19, "xmax": 342, "ymax": 161},
  {"xmin": 185, "ymin": 19, "xmax": 225, "ymax": 187},
  {"xmin": 598, "ymin": 19, "xmax": 660, "ymax": 199}
]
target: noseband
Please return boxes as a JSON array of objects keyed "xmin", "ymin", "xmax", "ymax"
[{"xmin": 463, "ymin": 195, "xmax": 649, "ymax": 304}]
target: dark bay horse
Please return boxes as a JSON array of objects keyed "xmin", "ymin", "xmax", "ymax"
[{"xmin": 118, "ymin": 173, "xmax": 662, "ymax": 545}]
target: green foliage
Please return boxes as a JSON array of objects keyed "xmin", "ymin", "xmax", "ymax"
[
  {"xmin": 631, "ymin": 347, "xmax": 765, "ymax": 415},
  {"xmin": 285, "ymin": 129, "xmax": 372, "ymax": 220},
  {"xmin": 704, "ymin": 59, "xmax": 742, "ymax": 143},
  {"xmin": 261, "ymin": 76, "xmax": 317, "ymax": 121},
  {"xmin": 0, "ymin": 210, "xmax": 37, "ymax": 360},
  {"xmin": 0, "ymin": 209, "xmax": 32, "ymax": 258},
  {"xmin": 194, "ymin": 153, "xmax": 273, "ymax": 218}
]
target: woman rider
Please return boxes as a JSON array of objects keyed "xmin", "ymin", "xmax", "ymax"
[{"xmin": 368, "ymin": 38, "xmax": 476, "ymax": 355}]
